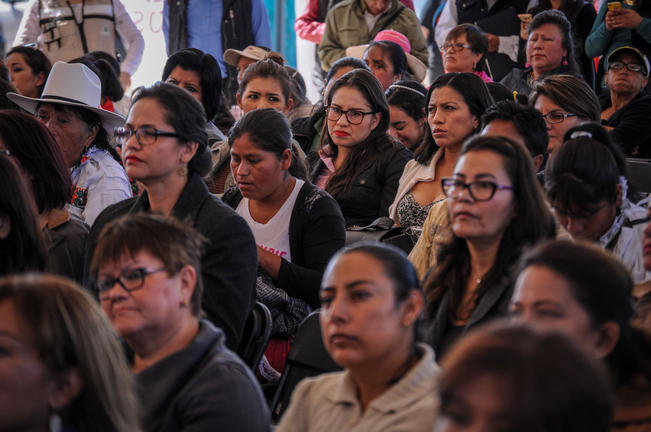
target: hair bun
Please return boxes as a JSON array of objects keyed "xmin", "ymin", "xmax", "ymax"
[{"xmin": 263, "ymin": 52, "xmax": 286, "ymax": 67}]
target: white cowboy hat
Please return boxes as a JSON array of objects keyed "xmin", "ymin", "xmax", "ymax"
[{"xmin": 7, "ymin": 61, "xmax": 125, "ymax": 133}]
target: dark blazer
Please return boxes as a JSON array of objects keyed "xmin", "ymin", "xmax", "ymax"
[
  {"xmin": 423, "ymin": 271, "xmax": 514, "ymax": 355},
  {"xmin": 45, "ymin": 210, "xmax": 89, "ymax": 284},
  {"xmin": 86, "ymin": 173, "xmax": 257, "ymax": 350},
  {"xmin": 308, "ymin": 143, "xmax": 413, "ymax": 228},
  {"xmin": 137, "ymin": 320, "xmax": 270, "ymax": 432},
  {"xmin": 222, "ymin": 181, "xmax": 346, "ymax": 309}
]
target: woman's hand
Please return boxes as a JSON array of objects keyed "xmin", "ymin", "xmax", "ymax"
[
  {"xmin": 257, "ymin": 246, "xmax": 282, "ymax": 280},
  {"xmin": 486, "ymin": 33, "xmax": 500, "ymax": 52},
  {"xmin": 606, "ymin": 9, "xmax": 643, "ymax": 31}
]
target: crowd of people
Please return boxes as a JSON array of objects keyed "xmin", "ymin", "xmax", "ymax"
[{"xmin": 0, "ymin": 0, "xmax": 650, "ymax": 431}]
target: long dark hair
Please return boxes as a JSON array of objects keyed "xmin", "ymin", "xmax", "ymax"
[
  {"xmin": 415, "ymin": 73, "xmax": 494, "ymax": 165},
  {"xmin": 519, "ymin": 240, "xmax": 651, "ymax": 389},
  {"xmin": 0, "ymin": 155, "xmax": 47, "ymax": 274},
  {"xmin": 0, "ymin": 110, "xmax": 71, "ymax": 213},
  {"xmin": 424, "ymin": 136, "xmax": 556, "ymax": 318},
  {"xmin": 320, "ymin": 68, "xmax": 400, "ymax": 196}
]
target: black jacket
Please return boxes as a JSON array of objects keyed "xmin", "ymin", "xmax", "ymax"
[
  {"xmin": 601, "ymin": 90, "xmax": 651, "ymax": 158},
  {"xmin": 222, "ymin": 181, "xmax": 345, "ymax": 309},
  {"xmin": 137, "ymin": 320, "xmax": 269, "ymax": 432},
  {"xmin": 86, "ymin": 173, "xmax": 257, "ymax": 350},
  {"xmin": 308, "ymin": 144, "xmax": 412, "ymax": 228},
  {"xmin": 423, "ymin": 270, "xmax": 514, "ymax": 356}
]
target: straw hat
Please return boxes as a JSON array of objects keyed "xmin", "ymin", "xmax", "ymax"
[
  {"xmin": 224, "ymin": 45, "xmax": 273, "ymax": 67},
  {"xmin": 7, "ymin": 61, "xmax": 125, "ymax": 133},
  {"xmin": 345, "ymin": 30, "xmax": 427, "ymax": 82}
]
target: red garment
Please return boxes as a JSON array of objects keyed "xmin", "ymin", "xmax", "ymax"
[
  {"xmin": 101, "ymin": 98, "xmax": 115, "ymax": 112},
  {"xmin": 295, "ymin": 0, "xmax": 415, "ymax": 44}
]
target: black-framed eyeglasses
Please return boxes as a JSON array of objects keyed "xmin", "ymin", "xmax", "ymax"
[
  {"xmin": 114, "ymin": 126, "xmax": 181, "ymax": 146},
  {"xmin": 441, "ymin": 42, "xmax": 472, "ymax": 52},
  {"xmin": 608, "ymin": 61, "xmax": 644, "ymax": 74},
  {"xmin": 441, "ymin": 177, "xmax": 513, "ymax": 201},
  {"xmin": 326, "ymin": 106, "xmax": 375, "ymax": 125},
  {"xmin": 0, "ymin": 149, "xmax": 10, "ymax": 157},
  {"xmin": 541, "ymin": 111, "xmax": 577, "ymax": 124},
  {"xmin": 95, "ymin": 267, "xmax": 167, "ymax": 295}
]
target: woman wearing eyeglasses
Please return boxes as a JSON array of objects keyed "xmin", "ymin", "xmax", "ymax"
[
  {"xmin": 441, "ymin": 24, "xmax": 492, "ymax": 83},
  {"xmin": 91, "ymin": 213, "xmax": 269, "ymax": 432},
  {"xmin": 87, "ymin": 82, "xmax": 257, "ymax": 352},
  {"xmin": 529, "ymin": 74, "xmax": 600, "ymax": 153},
  {"xmin": 309, "ymin": 68, "xmax": 412, "ymax": 228},
  {"xmin": 422, "ymin": 135, "xmax": 555, "ymax": 356},
  {"xmin": 500, "ymin": 10, "xmax": 582, "ymax": 98}
]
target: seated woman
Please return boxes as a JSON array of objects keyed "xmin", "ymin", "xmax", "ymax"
[
  {"xmin": 0, "ymin": 110, "xmax": 87, "ymax": 282},
  {"xmin": 5, "ymin": 45, "xmax": 51, "ymax": 98},
  {"xmin": 389, "ymin": 73, "xmax": 494, "ymax": 233},
  {"xmin": 529, "ymin": 74, "xmax": 600, "ymax": 153},
  {"xmin": 386, "ymin": 79, "xmax": 427, "ymax": 151},
  {"xmin": 441, "ymin": 24, "xmax": 492, "ymax": 83},
  {"xmin": 276, "ymin": 242, "xmax": 438, "ymax": 432},
  {"xmin": 346, "ymin": 30, "xmax": 427, "ymax": 89},
  {"xmin": 309, "ymin": 68, "xmax": 412, "ymax": 228},
  {"xmin": 0, "ymin": 273, "xmax": 140, "ymax": 431},
  {"xmin": 0, "ymin": 155, "xmax": 47, "ymax": 275},
  {"xmin": 436, "ymin": 322, "xmax": 612, "ymax": 432},
  {"xmin": 524, "ymin": 0, "xmax": 597, "ymax": 88},
  {"xmin": 91, "ymin": 213, "xmax": 269, "ymax": 431},
  {"xmin": 88, "ymin": 82, "xmax": 257, "ymax": 351},
  {"xmin": 162, "ymin": 48, "xmax": 226, "ymax": 144},
  {"xmin": 222, "ymin": 108, "xmax": 345, "ymax": 371},
  {"xmin": 422, "ymin": 135, "xmax": 556, "ymax": 356},
  {"xmin": 501, "ymin": 10, "xmax": 583, "ymax": 98},
  {"xmin": 544, "ymin": 122, "xmax": 651, "ymax": 284},
  {"xmin": 511, "ymin": 239, "xmax": 651, "ymax": 430},
  {"xmin": 292, "ymin": 56, "xmax": 370, "ymax": 155},
  {"xmin": 7, "ymin": 61, "xmax": 131, "ymax": 225},
  {"xmin": 207, "ymin": 54, "xmax": 297, "ymax": 195}
]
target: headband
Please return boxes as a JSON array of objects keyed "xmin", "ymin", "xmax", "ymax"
[{"xmin": 388, "ymin": 84, "xmax": 425, "ymax": 97}]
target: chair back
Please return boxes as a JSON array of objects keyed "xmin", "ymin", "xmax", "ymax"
[
  {"xmin": 270, "ymin": 310, "xmax": 341, "ymax": 422},
  {"xmin": 627, "ymin": 158, "xmax": 651, "ymax": 197},
  {"xmin": 237, "ymin": 301, "xmax": 272, "ymax": 370}
]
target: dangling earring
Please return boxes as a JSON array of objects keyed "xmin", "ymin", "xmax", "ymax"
[
  {"xmin": 49, "ymin": 413, "xmax": 62, "ymax": 432},
  {"xmin": 562, "ymin": 56, "xmax": 568, "ymax": 66},
  {"xmin": 525, "ymin": 62, "xmax": 531, "ymax": 68}
]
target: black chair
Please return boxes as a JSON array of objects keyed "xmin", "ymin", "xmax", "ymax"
[
  {"xmin": 237, "ymin": 301, "xmax": 272, "ymax": 370},
  {"xmin": 269, "ymin": 310, "xmax": 341, "ymax": 423},
  {"xmin": 626, "ymin": 158, "xmax": 651, "ymax": 198}
]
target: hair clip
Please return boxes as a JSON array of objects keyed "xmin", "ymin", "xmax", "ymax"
[
  {"xmin": 570, "ymin": 131, "xmax": 592, "ymax": 139},
  {"xmin": 512, "ymin": 91, "xmax": 518, "ymax": 102}
]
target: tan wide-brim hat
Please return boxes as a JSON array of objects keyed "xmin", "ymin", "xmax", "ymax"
[
  {"xmin": 224, "ymin": 45, "xmax": 273, "ymax": 67},
  {"xmin": 7, "ymin": 61, "xmax": 125, "ymax": 133},
  {"xmin": 345, "ymin": 30, "xmax": 427, "ymax": 82}
]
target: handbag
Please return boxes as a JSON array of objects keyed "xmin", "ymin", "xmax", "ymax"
[{"xmin": 346, "ymin": 217, "xmax": 415, "ymax": 254}]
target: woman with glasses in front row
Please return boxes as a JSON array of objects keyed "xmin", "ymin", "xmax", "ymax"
[
  {"xmin": 309, "ymin": 69, "xmax": 412, "ymax": 228},
  {"xmin": 86, "ymin": 82, "xmax": 257, "ymax": 352},
  {"xmin": 422, "ymin": 135, "xmax": 556, "ymax": 356}
]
